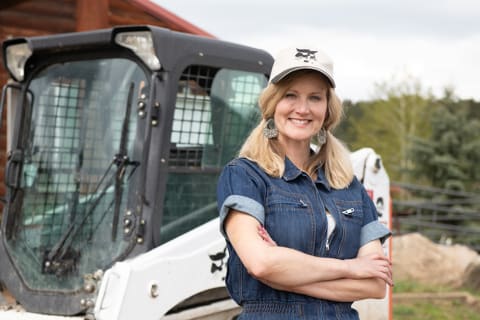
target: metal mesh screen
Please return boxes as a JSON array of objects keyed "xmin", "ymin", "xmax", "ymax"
[
  {"xmin": 169, "ymin": 67, "xmax": 215, "ymax": 167},
  {"xmin": 23, "ymin": 77, "xmax": 117, "ymax": 247},
  {"xmin": 160, "ymin": 66, "xmax": 266, "ymax": 243},
  {"xmin": 6, "ymin": 58, "xmax": 146, "ymax": 290}
]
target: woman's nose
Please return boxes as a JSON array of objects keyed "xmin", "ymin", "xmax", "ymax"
[{"xmin": 295, "ymin": 98, "xmax": 310, "ymax": 113}]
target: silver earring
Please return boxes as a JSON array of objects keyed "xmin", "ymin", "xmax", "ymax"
[
  {"xmin": 317, "ymin": 128, "xmax": 327, "ymax": 146},
  {"xmin": 263, "ymin": 118, "xmax": 278, "ymax": 139}
]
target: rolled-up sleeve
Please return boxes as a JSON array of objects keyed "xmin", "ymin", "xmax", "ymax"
[
  {"xmin": 360, "ymin": 220, "xmax": 391, "ymax": 246},
  {"xmin": 360, "ymin": 187, "xmax": 391, "ymax": 246},
  {"xmin": 217, "ymin": 160, "xmax": 266, "ymax": 239}
]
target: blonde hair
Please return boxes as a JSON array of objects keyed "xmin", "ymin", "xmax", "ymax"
[{"xmin": 239, "ymin": 70, "xmax": 354, "ymax": 189}]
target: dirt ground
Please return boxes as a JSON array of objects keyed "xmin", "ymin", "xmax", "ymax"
[{"xmin": 393, "ymin": 233, "xmax": 480, "ymax": 289}]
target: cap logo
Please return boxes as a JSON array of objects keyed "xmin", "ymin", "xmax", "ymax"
[{"xmin": 295, "ymin": 48, "xmax": 317, "ymax": 63}]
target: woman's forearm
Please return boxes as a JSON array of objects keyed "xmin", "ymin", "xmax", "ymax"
[
  {"xmin": 265, "ymin": 277, "xmax": 387, "ymax": 302},
  {"xmin": 253, "ymin": 245, "xmax": 352, "ymax": 286}
]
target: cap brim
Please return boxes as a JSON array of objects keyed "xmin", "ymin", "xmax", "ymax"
[{"xmin": 270, "ymin": 66, "xmax": 336, "ymax": 88}]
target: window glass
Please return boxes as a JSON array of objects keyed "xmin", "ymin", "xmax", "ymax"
[
  {"xmin": 6, "ymin": 58, "xmax": 147, "ymax": 291},
  {"xmin": 160, "ymin": 66, "xmax": 266, "ymax": 243}
]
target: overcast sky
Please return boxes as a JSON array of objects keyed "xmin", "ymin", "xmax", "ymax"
[{"xmin": 153, "ymin": 0, "xmax": 480, "ymax": 102}]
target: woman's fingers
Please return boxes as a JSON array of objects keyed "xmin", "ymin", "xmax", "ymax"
[
  {"xmin": 257, "ymin": 225, "xmax": 277, "ymax": 246},
  {"xmin": 349, "ymin": 253, "xmax": 393, "ymax": 285},
  {"xmin": 377, "ymin": 260, "xmax": 394, "ymax": 286}
]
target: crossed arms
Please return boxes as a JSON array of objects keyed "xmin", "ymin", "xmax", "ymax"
[{"xmin": 224, "ymin": 210, "xmax": 393, "ymax": 302}]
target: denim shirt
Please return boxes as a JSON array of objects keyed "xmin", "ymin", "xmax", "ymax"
[{"xmin": 217, "ymin": 157, "xmax": 391, "ymax": 320}]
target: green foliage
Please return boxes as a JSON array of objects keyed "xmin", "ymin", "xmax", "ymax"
[
  {"xmin": 339, "ymin": 76, "xmax": 433, "ymax": 183},
  {"xmin": 338, "ymin": 77, "xmax": 480, "ymax": 193},
  {"xmin": 410, "ymin": 92, "xmax": 480, "ymax": 192}
]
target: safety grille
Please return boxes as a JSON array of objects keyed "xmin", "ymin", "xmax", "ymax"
[
  {"xmin": 6, "ymin": 58, "xmax": 146, "ymax": 294},
  {"xmin": 168, "ymin": 66, "xmax": 215, "ymax": 167},
  {"xmin": 16, "ymin": 58, "xmax": 144, "ymax": 268},
  {"xmin": 161, "ymin": 65, "xmax": 266, "ymax": 243},
  {"xmin": 23, "ymin": 77, "xmax": 120, "ymax": 245}
]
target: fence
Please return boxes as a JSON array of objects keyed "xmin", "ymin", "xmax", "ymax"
[{"xmin": 392, "ymin": 182, "xmax": 480, "ymax": 252}]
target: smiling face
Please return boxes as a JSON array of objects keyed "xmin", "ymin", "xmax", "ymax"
[{"xmin": 273, "ymin": 71, "xmax": 330, "ymax": 151}]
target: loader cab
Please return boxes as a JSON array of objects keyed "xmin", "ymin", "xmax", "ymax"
[{"xmin": 0, "ymin": 25, "xmax": 272, "ymax": 315}]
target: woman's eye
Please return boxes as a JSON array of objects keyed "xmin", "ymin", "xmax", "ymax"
[
  {"xmin": 310, "ymin": 95, "xmax": 323, "ymax": 101},
  {"xmin": 285, "ymin": 92, "xmax": 296, "ymax": 99}
]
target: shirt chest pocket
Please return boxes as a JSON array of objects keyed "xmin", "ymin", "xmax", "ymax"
[
  {"xmin": 334, "ymin": 199, "xmax": 364, "ymax": 258},
  {"xmin": 265, "ymin": 189, "xmax": 315, "ymax": 253},
  {"xmin": 268, "ymin": 193, "xmax": 310, "ymax": 211},
  {"xmin": 334, "ymin": 200, "xmax": 364, "ymax": 226}
]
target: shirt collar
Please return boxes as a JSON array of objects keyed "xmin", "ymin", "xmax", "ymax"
[
  {"xmin": 282, "ymin": 157, "xmax": 303, "ymax": 181},
  {"xmin": 282, "ymin": 157, "xmax": 331, "ymax": 190}
]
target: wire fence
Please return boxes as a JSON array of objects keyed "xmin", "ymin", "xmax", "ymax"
[{"xmin": 392, "ymin": 182, "xmax": 480, "ymax": 252}]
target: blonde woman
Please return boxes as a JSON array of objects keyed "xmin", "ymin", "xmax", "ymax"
[{"xmin": 217, "ymin": 46, "xmax": 392, "ymax": 319}]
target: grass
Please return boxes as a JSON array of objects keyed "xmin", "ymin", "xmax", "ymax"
[
  {"xmin": 394, "ymin": 299, "xmax": 480, "ymax": 320},
  {"xmin": 393, "ymin": 280, "xmax": 452, "ymax": 294},
  {"xmin": 393, "ymin": 280, "xmax": 480, "ymax": 320}
]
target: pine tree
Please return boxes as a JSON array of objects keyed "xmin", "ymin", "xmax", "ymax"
[{"xmin": 411, "ymin": 90, "xmax": 480, "ymax": 192}]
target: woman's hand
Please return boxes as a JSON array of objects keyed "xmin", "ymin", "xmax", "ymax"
[
  {"xmin": 346, "ymin": 253, "xmax": 393, "ymax": 286},
  {"xmin": 258, "ymin": 225, "xmax": 277, "ymax": 246}
]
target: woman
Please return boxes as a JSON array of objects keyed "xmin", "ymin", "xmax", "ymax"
[{"xmin": 217, "ymin": 46, "xmax": 392, "ymax": 319}]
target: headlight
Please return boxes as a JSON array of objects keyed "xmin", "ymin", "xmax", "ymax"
[
  {"xmin": 5, "ymin": 42, "xmax": 32, "ymax": 82},
  {"xmin": 115, "ymin": 31, "xmax": 161, "ymax": 70}
]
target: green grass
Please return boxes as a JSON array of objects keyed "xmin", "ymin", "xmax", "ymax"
[
  {"xmin": 393, "ymin": 280, "xmax": 454, "ymax": 294},
  {"xmin": 394, "ymin": 299, "xmax": 480, "ymax": 320},
  {"xmin": 393, "ymin": 280, "xmax": 480, "ymax": 320}
]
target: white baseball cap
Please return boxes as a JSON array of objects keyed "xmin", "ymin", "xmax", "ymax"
[{"xmin": 269, "ymin": 45, "xmax": 336, "ymax": 88}]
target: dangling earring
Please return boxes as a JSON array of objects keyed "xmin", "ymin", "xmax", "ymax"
[
  {"xmin": 263, "ymin": 118, "xmax": 278, "ymax": 139},
  {"xmin": 317, "ymin": 128, "xmax": 327, "ymax": 148}
]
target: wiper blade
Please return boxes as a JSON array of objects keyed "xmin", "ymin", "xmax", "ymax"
[
  {"xmin": 112, "ymin": 82, "xmax": 135, "ymax": 241},
  {"xmin": 45, "ymin": 83, "xmax": 137, "ymax": 274},
  {"xmin": 45, "ymin": 160, "xmax": 116, "ymax": 273}
]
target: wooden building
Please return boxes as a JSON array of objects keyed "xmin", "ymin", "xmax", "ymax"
[{"xmin": 0, "ymin": 0, "xmax": 214, "ymax": 210}]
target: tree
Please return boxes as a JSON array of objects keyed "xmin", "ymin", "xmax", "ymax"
[
  {"xmin": 340, "ymin": 76, "xmax": 433, "ymax": 183},
  {"xmin": 411, "ymin": 90, "xmax": 480, "ymax": 192}
]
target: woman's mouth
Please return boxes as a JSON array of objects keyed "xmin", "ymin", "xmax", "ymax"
[{"xmin": 289, "ymin": 118, "xmax": 311, "ymax": 125}]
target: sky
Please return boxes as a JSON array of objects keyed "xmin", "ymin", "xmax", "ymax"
[{"xmin": 153, "ymin": 0, "xmax": 480, "ymax": 102}]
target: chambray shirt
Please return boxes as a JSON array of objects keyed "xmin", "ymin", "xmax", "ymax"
[{"xmin": 217, "ymin": 157, "xmax": 391, "ymax": 320}]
